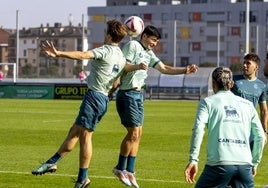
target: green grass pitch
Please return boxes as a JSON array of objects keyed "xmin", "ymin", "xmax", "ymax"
[{"xmin": 0, "ymin": 99, "xmax": 267, "ymax": 188}]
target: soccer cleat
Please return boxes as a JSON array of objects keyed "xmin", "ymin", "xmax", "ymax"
[
  {"xmin": 31, "ymin": 163, "xmax": 57, "ymax": 175},
  {"xmin": 74, "ymin": 178, "xmax": 90, "ymax": 188},
  {"xmin": 127, "ymin": 171, "xmax": 139, "ymax": 188},
  {"xmin": 112, "ymin": 167, "xmax": 131, "ymax": 186}
]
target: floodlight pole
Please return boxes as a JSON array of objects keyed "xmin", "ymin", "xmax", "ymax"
[
  {"xmin": 82, "ymin": 14, "xmax": 84, "ymax": 70},
  {"xmin": 245, "ymin": 0, "xmax": 250, "ymax": 54},
  {"xmin": 173, "ymin": 20, "xmax": 176, "ymax": 67},
  {"xmin": 16, "ymin": 10, "xmax": 19, "ymax": 80},
  {"xmin": 217, "ymin": 23, "xmax": 220, "ymax": 67}
]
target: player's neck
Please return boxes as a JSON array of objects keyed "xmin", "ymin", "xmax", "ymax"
[{"xmin": 244, "ymin": 74, "xmax": 256, "ymax": 80}]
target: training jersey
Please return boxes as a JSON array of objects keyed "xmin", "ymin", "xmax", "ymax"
[
  {"xmin": 86, "ymin": 45, "xmax": 126, "ymax": 95},
  {"xmin": 119, "ymin": 40, "xmax": 160, "ymax": 90},
  {"xmin": 189, "ymin": 90, "xmax": 265, "ymax": 168},
  {"xmin": 232, "ymin": 75, "xmax": 267, "ymax": 108}
]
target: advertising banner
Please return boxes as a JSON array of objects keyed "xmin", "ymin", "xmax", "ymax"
[
  {"xmin": 54, "ymin": 84, "xmax": 88, "ymax": 99},
  {"xmin": 0, "ymin": 85, "xmax": 54, "ymax": 99}
]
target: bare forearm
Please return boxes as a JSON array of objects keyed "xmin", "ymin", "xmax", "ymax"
[
  {"xmin": 57, "ymin": 51, "xmax": 93, "ymax": 60},
  {"xmin": 124, "ymin": 62, "xmax": 148, "ymax": 72},
  {"xmin": 260, "ymin": 111, "xmax": 268, "ymax": 131},
  {"xmin": 156, "ymin": 62, "xmax": 198, "ymax": 75},
  {"xmin": 160, "ymin": 66, "xmax": 186, "ymax": 75}
]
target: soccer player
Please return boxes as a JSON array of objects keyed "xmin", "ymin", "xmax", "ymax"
[
  {"xmin": 184, "ymin": 67, "xmax": 265, "ymax": 187},
  {"xmin": 110, "ymin": 25, "xmax": 198, "ymax": 188},
  {"xmin": 231, "ymin": 53, "xmax": 268, "ymax": 143},
  {"xmin": 31, "ymin": 20, "xmax": 147, "ymax": 188}
]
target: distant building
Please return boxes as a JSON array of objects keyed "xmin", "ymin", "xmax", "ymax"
[
  {"xmin": 87, "ymin": 0, "xmax": 268, "ymax": 75},
  {"xmin": 7, "ymin": 22, "xmax": 87, "ymax": 78},
  {"xmin": 0, "ymin": 28, "xmax": 14, "ymax": 63}
]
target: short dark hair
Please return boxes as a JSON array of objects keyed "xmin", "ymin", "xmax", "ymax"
[
  {"xmin": 244, "ymin": 53, "xmax": 260, "ymax": 65},
  {"xmin": 141, "ymin": 25, "xmax": 161, "ymax": 39},
  {"xmin": 212, "ymin": 67, "xmax": 233, "ymax": 90}
]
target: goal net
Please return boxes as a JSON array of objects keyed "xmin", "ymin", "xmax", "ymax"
[{"xmin": 0, "ymin": 63, "xmax": 17, "ymax": 83}]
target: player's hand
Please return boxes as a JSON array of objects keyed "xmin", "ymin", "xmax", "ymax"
[
  {"xmin": 252, "ymin": 168, "xmax": 257, "ymax": 177},
  {"xmin": 40, "ymin": 40, "xmax": 59, "ymax": 57},
  {"xmin": 184, "ymin": 163, "xmax": 198, "ymax": 183},
  {"xmin": 138, "ymin": 62, "xmax": 148, "ymax": 70},
  {"xmin": 108, "ymin": 91, "xmax": 114, "ymax": 101},
  {"xmin": 185, "ymin": 64, "xmax": 198, "ymax": 74}
]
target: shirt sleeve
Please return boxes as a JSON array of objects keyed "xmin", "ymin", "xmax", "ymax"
[
  {"xmin": 92, "ymin": 46, "xmax": 107, "ymax": 60},
  {"xmin": 259, "ymin": 84, "xmax": 267, "ymax": 103},
  {"xmin": 122, "ymin": 41, "xmax": 136, "ymax": 63},
  {"xmin": 189, "ymin": 99, "xmax": 208, "ymax": 164},
  {"xmin": 251, "ymin": 105, "xmax": 266, "ymax": 168}
]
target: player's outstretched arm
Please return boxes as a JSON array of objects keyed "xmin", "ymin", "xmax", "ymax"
[
  {"xmin": 40, "ymin": 40, "xmax": 58, "ymax": 57},
  {"xmin": 155, "ymin": 61, "xmax": 198, "ymax": 75},
  {"xmin": 41, "ymin": 40, "xmax": 94, "ymax": 60},
  {"xmin": 124, "ymin": 62, "xmax": 148, "ymax": 72},
  {"xmin": 185, "ymin": 64, "xmax": 199, "ymax": 74}
]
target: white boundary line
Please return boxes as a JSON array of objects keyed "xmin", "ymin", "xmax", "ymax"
[
  {"xmin": 0, "ymin": 170, "xmax": 266, "ymax": 187},
  {"xmin": 0, "ymin": 170, "xmax": 183, "ymax": 183}
]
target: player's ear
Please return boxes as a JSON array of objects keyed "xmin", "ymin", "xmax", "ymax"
[
  {"xmin": 254, "ymin": 61, "xmax": 259, "ymax": 70},
  {"xmin": 212, "ymin": 80, "xmax": 218, "ymax": 94},
  {"xmin": 229, "ymin": 80, "xmax": 234, "ymax": 89}
]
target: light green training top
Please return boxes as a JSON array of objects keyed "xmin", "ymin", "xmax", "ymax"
[
  {"xmin": 86, "ymin": 45, "xmax": 126, "ymax": 95},
  {"xmin": 119, "ymin": 40, "xmax": 160, "ymax": 90},
  {"xmin": 189, "ymin": 90, "xmax": 265, "ymax": 169}
]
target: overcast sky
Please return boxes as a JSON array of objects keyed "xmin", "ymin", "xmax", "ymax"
[{"xmin": 0, "ymin": 0, "xmax": 106, "ymax": 29}]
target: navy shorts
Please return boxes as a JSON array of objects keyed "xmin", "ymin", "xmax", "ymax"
[
  {"xmin": 195, "ymin": 164, "xmax": 254, "ymax": 188},
  {"xmin": 75, "ymin": 89, "xmax": 109, "ymax": 131},
  {"xmin": 116, "ymin": 89, "xmax": 144, "ymax": 127}
]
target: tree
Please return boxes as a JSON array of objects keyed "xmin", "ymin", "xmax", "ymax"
[
  {"xmin": 199, "ymin": 62, "xmax": 217, "ymax": 67},
  {"xmin": 229, "ymin": 62, "xmax": 243, "ymax": 75}
]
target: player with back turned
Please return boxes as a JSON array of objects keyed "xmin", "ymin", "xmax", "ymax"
[{"xmin": 184, "ymin": 67, "xmax": 265, "ymax": 188}]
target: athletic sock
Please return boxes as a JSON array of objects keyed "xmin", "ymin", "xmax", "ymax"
[
  {"xmin": 116, "ymin": 154, "xmax": 128, "ymax": 170},
  {"xmin": 77, "ymin": 168, "xmax": 88, "ymax": 183},
  {"xmin": 46, "ymin": 153, "xmax": 61, "ymax": 164},
  {"xmin": 126, "ymin": 155, "xmax": 136, "ymax": 173}
]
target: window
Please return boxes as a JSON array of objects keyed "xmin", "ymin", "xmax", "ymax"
[
  {"xmin": 23, "ymin": 50, "xmax": 27, "ymax": 57},
  {"xmin": 192, "ymin": 42, "xmax": 201, "ymax": 51},
  {"xmin": 227, "ymin": 11, "xmax": 232, "ymax": 21},
  {"xmin": 161, "ymin": 13, "xmax": 169, "ymax": 24},
  {"xmin": 192, "ymin": 12, "xmax": 202, "ymax": 22},
  {"xmin": 144, "ymin": 14, "xmax": 152, "ymax": 22},
  {"xmin": 231, "ymin": 26, "xmax": 241, "ymax": 36},
  {"xmin": 239, "ymin": 11, "xmax": 245, "ymax": 23},
  {"xmin": 175, "ymin": 12, "xmax": 182, "ymax": 21},
  {"xmin": 200, "ymin": 27, "xmax": 205, "ymax": 36},
  {"xmin": 250, "ymin": 11, "xmax": 257, "ymax": 22},
  {"xmin": 240, "ymin": 11, "xmax": 258, "ymax": 23},
  {"xmin": 251, "ymin": 26, "xmax": 257, "ymax": 38},
  {"xmin": 181, "ymin": 57, "xmax": 189, "ymax": 66}
]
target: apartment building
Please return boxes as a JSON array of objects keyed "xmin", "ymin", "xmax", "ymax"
[
  {"xmin": 0, "ymin": 28, "xmax": 14, "ymax": 63},
  {"xmin": 87, "ymin": 0, "xmax": 268, "ymax": 74},
  {"xmin": 8, "ymin": 23, "xmax": 87, "ymax": 78}
]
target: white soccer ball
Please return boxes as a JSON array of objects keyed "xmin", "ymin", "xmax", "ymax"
[{"xmin": 124, "ymin": 16, "xmax": 144, "ymax": 38}]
